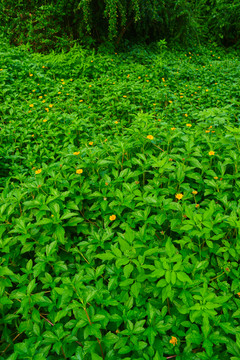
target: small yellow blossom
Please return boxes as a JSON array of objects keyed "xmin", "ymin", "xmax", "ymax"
[
  {"xmin": 175, "ymin": 193, "xmax": 183, "ymax": 200},
  {"xmin": 206, "ymin": 130, "xmax": 210, "ymax": 133},
  {"xmin": 169, "ymin": 100, "xmax": 172, "ymax": 104},
  {"xmin": 147, "ymin": 135, "xmax": 154, "ymax": 140},
  {"xmin": 196, "ymin": 204, "xmax": 199, "ymax": 208},
  {"xmin": 109, "ymin": 215, "xmax": 116, "ymax": 221},
  {"xmin": 209, "ymin": 151, "xmax": 215, "ymax": 156},
  {"xmin": 186, "ymin": 124, "xmax": 192, "ymax": 127},
  {"xmin": 79, "ymin": 100, "xmax": 83, "ymax": 102},
  {"xmin": 169, "ymin": 336, "xmax": 177, "ymax": 346},
  {"xmin": 162, "ymin": 78, "xmax": 165, "ymax": 82},
  {"xmin": 171, "ymin": 127, "xmax": 176, "ymax": 131},
  {"xmin": 58, "ymin": 92, "xmax": 61, "ymax": 94},
  {"xmin": 237, "ymin": 292, "xmax": 240, "ymax": 297},
  {"xmin": 35, "ymin": 169, "xmax": 42, "ymax": 175},
  {"xmin": 45, "ymin": 108, "xmax": 49, "ymax": 112},
  {"xmin": 76, "ymin": 169, "xmax": 83, "ymax": 174},
  {"xmin": 49, "ymin": 104, "xmax": 53, "ymax": 108},
  {"xmin": 104, "ymin": 139, "xmax": 107, "ymax": 142},
  {"xmin": 29, "ymin": 104, "xmax": 34, "ymax": 107},
  {"xmin": 89, "ymin": 142, "xmax": 93, "ymax": 145},
  {"xmin": 214, "ymin": 176, "xmax": 218, "ymax": 180},
  {"xmin": 73, "ymin": 151, "xmax": 80, "ymax": 155},
  {"xmin": 114, "ymin": 121, "xmax": 119, "ymax": 124},
  {"xmin": 42, "ymin": 100, "xmax": 46, "ymax": 103},
  {"xmin": 123, "ymin": 95, "xmax": 127, "ymax": 98},
  {"xmin": 184, "ymin": 114, "xmax": 188, "ymax": 117},
  {"xmin": 39, "ymin": 96, "xmax": 43, "ymax": 99},
  {"xmin": 43, "ymin": 119, "xmax": 47, "ymax": 122},
  {"xmin": 29, "ymin": 74, "xmax": 33, "ymax": 76},
  {"xmin": 192, "ymin": 190, "xmax": 198, "ymax": 195}
]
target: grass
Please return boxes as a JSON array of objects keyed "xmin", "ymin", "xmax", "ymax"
[{"xmin": 1, "ymin": 38, "xmax": 240, "ymax": 360}]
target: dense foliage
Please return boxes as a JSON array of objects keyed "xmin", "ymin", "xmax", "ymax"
[
  {"xmin": 0, "ymin": 0, "xmax": 240, "ymax": 52},
  {"xmin": 1, "ymin": 38, "xmax": 240, "ymax": 359}
]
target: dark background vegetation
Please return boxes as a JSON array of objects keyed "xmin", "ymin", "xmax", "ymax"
[{"xmin": 1, "ymin": 0, "xmax": 240, "ymax": 52}]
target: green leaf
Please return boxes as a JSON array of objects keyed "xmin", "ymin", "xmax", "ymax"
[{"xmin": 177, "ymin": 272, "xmax": 192, "ymax": 283}]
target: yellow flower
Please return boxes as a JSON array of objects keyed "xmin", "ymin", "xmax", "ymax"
[
  {"xmin": 123, "ymin": 95, "xmax": 127, "ymax": 98},
  {"xmin": 43, "ymin": 119, "xmax": 47, "ymax": 122},
  {"xmin": 39, "ymin": 96, "xmax": 43, "ymax": 99},
  {"xmin": 169, "ymin": 100, "xmax": 172, "ymax": 103},
  {"xmin": 104, "ymin": 139, "xmax": 107, "ymax": 142},
  {"xmin": 175, "ymin": 193, "xmax": 183, "ymax": 200},
  {"xmin": 171, "ymin": 127, "xmax": 176, "ymax": 131},
  {"xmin": 237, "ymin": 292, "xmax": 240, "ymax": 297},
  {"xmin": 49, "ymin": 104, "xmax": 53, "ymax": 108},
  {"xmin": 196, "ymin": 204, "xmax": 200, "ymax": 208},
  {"xmin": 29, "ymin": 104, "xmax": 34, "ymax": 107},
  {"xmin": 76, "ymin": 169, "xmax": 83, "ymax": 174},
  {"xmin": 205, "ymin": 130, "xmax": 210, "ymax": 133},
  {"xmin": 29, "ymin": 74, "xmax": 33, "ymax": 76},
  {"xmin": 42, "ymin": 66, "xmax": 45, "ymax": 68},
  {"xmin": 45, "ymin": 108, "xmax": 49, "ymax": 112},
  {"xmin": 35, "ymin": 169, "xmax": 42, "ymax": 175},
  {"xmin": 209, "ymin": 151, "xmax": 215, "ymax": 156},
  {"xmin": 206, "ymin": 89, "xmax": 209, "ymax": 92},
  {"xmin": 162, "ymin": 78, "xmax": 165, "ymax": 82},
  {"xmin": 186, "ymin": 124, "xmax": 192, "ymax": 127},
  {"xmin": 79, "ymin": 100, "xmax": 83, "ymax": 102},
  {"xmin": 184, "ymin": 114, "xmax": 188, "ymax": 117},
  {"xmin": 114, "ymin": 121, "xmax": 119, "ymax": 124},
  {"xmin": 192, "ymin": 190, "xmax": 198, "ymax": 195},
  {"xmin": 32, "ymin": 89, "xmax": 36, "ymax": 92},
  {"xmin": 169, "ymin": 336, "xmax": 177, "ymax": 346},
  {"xmin": 42, "ymin": 100, "xmax": 46, "ymax": 103},
  {"xmin": 109, "ymin": 215, "xmax": 116, "ymax": 221},
  {"xmin": 214, "ymin": 176, "xmax": 218, "ymax": 180},
  {"xmin": 147, "ymin": 135, "xmax": 154, "ymax": 140},
  {"xmin": 89, "ymin": 142, "xmax": 93, "ymax": 146},
  {"xmin": 73, "ymin": 151, "xmax": 80, "ymax": 155}
]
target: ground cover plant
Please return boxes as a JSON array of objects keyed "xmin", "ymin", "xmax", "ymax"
[{"xmin": 1, "ymin": 38, "xmax": 240, "ymax": 359}]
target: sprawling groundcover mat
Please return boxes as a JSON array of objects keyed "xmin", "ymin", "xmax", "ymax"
[{"xmin": 1, "ymin": 40, "xmax": 240, "ymax": 359}]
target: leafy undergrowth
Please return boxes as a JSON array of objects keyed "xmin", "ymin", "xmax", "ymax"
[{"xmin": 1, "ymin": 39, "xmax": 240, "ymax": 360}]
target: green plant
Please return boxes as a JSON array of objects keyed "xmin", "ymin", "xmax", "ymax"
[{"xmin": 0, "ymin": 38, "xmax": 240, "ymax": 359}]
